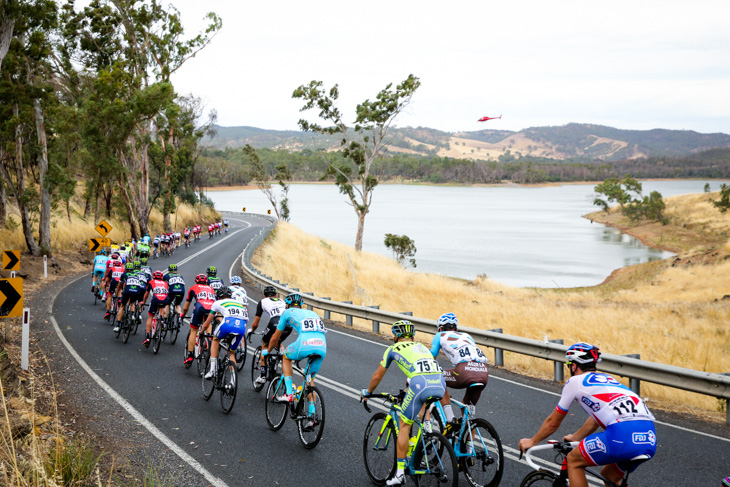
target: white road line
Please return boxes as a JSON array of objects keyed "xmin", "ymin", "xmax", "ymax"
[{"xmin": 50, "ymin": 316, "xmax": 229, "ymax": 487}]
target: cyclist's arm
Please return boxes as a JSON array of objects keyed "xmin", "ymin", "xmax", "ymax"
[
  {"xmin": 563, "ymin": 416, "xmax": 599, "ymax": 443},
  {"xmin": 362, "ymin": 365, "xmax": 387, "ymax": 398},
  {"xmin": 265, "ymin": 327, "xmax": 283, "ymax": 354},
  {"xmin": 250, "ymin": 315, "xmax": 261, "ymax": 332},
  {"xmin": 518, "ymin": 409, "xmax": 565, "ymax": 452},
  {"xmin": 200, "ymin": 310, "xmax": 215, "ymax": 335},
  {"xmin": 429, "ymin": 333, "xmax": 442, "ymax": 358}
]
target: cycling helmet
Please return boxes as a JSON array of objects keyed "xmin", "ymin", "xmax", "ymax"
[
  {"xmin": 168, "ymin": 264, "xmax": 178, "ymax": 272},
  {"xmin": 111, "ymin": 252, "xmax": 120, "ymax": 259},
  {"xmin": 125, "ymin": 262, "xmax": 134, "ymax": 270},
  {"xmin": 566, "ymin": 342, "xmax": 602, "ymax": 366},
  {"xmin": 195, "ymin": 274, "xmax": 207, "ymax": 284},
  {"xmin": 216, "ymin": 286, "xmax": 233, "ymax": 300},
  {"xmin": 100, "ymin": 249, "xmax": 107, "ymax": 256},
  {"xmin": 133, "ymin": 260, "xmax": 141, "ymax": 269},
  {"xmin": 206, "ymin": 266, "xmax": 217, "ymax": 276},
  {"xmin": 120, "ymin": 246, "xmax": 126, "ymax": 251},
  {"xmin": 153, "ymin": 270, "xmax": 164, "ymax": 279},
  {"xmin": 437, "ymin": 312, "xmax": 458, "ymax": 332},
  {"xmin": 230, "ymin": 276, "xmax": 242, "ymax": 285},
  {"xmin": 284, "ymin": 293, "xmax": 303, "ymax": 307},
  {"xmin": 263, "ymin": 286, "xmax": 277, "ymax": 297},
  {"xmin": 140, "ymin": 257, "xmax": 148, "ymax": 265},
  {"xmin": 391, "ymin": 320, "xmax": 415, "ymax": 339}
]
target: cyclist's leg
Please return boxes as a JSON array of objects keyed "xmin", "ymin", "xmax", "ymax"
[{"xmin": 565, "ymin": 448, "xmax": 592, "ymax": 487}]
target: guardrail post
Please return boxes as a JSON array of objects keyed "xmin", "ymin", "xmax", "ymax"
[
  {"xmin": 322, "ymin": 298, "xmax": 331, "ymax": 319},
  {"xmin": 548, "ymin": 339, "xmax": 564, "ymax": 382},
  {"xmin": 343, "ymin": 301, "xmax": 353, "ymax": 327},
  {"xmin": 623, "ymin": 354, "xmax": 641, "ymax": 394},
  {"xmin": 401, "ymin": 312, "xmax": 413, "ymax": 316},
  {"xmin": 369, "ymin": 306, "xmax": 380, "ymax": 334},
  {"xmin": 488, "ymin": 329, "xmax": 504, "ymax": 366},
  {"xmin": 304, "ymin": 292, "xmax": 314, "ymax": 311},
  {"xmin": 721, "ymin": 373, "xmax": 730, "ymax": 424}
]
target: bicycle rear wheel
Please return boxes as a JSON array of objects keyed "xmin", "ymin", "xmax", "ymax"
[
  {"xmin": 460, "ymin": 418, "xmax": 504, "ymax": 487},
  {"xmin": 520, "ymin": 470, "xmax": 559, "ymax": 487},
  {"xmin": 202, "ymin": 358, "xmax": 215, "ymax": 400},
  {"xmin": 251, "ymin": 347, "xmax": 264, "ymax": 392},
  {"xmin": 264, "ymin": 375, "xmax": 288, "ymax": 431},
  {"xmin": 220, "ymin": 365, "xmax": 237, "ymax": 414},
  {"xmin": 235, "ymin": 339, "xmax": 246, "ymax": 371},
  {"xmin": 152, "ymin": 319, "xmax": 162, "ymax": 354},
  {"xmin": 363, "ymin": 412, "xmax": 397, "ymax": 485},
  {"xmin": 169, "ymin": 315, "xmax": 180, "ymax": 344},
  {"xmin": 412, "ymin": 432, "xmax": 458, "ymax": 487},
  {"xmin": 197, "ymin": 340, "xmax": 210, "ymax": 377},
  {"xmin": 296, "ymin": 385, "xmax": 325, "ymax": 449},
  {"xmin": 122, "ymin": 310, "xmax": 132, "ymax": 343}
]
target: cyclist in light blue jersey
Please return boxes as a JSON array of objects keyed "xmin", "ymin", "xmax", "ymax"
[{"xmin": 92, "ymin": 250, "xmax": 109, "ymax": 293}]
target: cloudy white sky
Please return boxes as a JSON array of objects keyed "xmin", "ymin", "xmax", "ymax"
[{"xmin": 166, "ymin": 0, "xmax": 730, "ymax": 134}]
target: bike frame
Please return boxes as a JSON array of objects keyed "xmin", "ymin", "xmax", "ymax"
[{"xmin": 430, "ymin": 398, "xmax": 491, "ymax": 460}]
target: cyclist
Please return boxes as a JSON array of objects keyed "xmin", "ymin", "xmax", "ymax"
[
  {"xmin": 91, "ymin": 250, "xmax": 108, "ymax": 294},
  {"xmin": 518, "ymin": 343, "xmax": 656, "ymax": 487},
  {"xmin": 113, "ymin": 262, "xmax": 143, "ymax": 331},
  {"xmin": 202, "ymin": 286, "xmax": 248, "ymax": 383},
  {"xmin": 183, "ymin": 227, "xmax": 191, "ymax": 246},
  {"xmin": 181, "ymin": 274, "xmax": 216, "ymax": 366},
  {"xmin": 142, "ymin": 270, "xmax": 169, "ymax": 347},
  {"xmin": 165, "ymin": 264, "xmax": 186, "ymax": 317},
  {"xmin": 137, "ymin": 238, "xmax": 150, "ymax": 260},
  {"xmin": 206, "ymin": 266, "xmax": 224, "ymax": 292},
  {"xmin": 228, "ymin": 276, "xmax": 247, "ymax": 305},
  {"xmin": 263, "ymin": 293, "xmax": 326, "ymax": 430},
  {"xmin": 152, "ymin": 235, "xmax": 160, "ymax": 258},
  {"xmin": 132, "ymin": 260, "xmax": 147, "ymax": 324},
  {"xmin": 251, "ymin": 285, "xmax": 287, "ymax": 387},
  {"xmin": 430, "ymin": 312, "xmax": 489, "ymax": 429},
  {"xmin": 103, "ymin": 255, "xmax": 125, "ymax": 320},
  {"xmin": 361, "ymin": 320, "xmax": 446, "ymax": 486},
  {"xmin": 223, "ymin": 218, "xmax": 229, "ymax": 233}
]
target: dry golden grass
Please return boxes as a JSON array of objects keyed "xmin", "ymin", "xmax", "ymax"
[{"xmin": 253, "ymin": 194, "xmax": 730, "ymax": 420}]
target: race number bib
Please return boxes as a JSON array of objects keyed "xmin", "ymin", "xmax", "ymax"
[
  {"xmin": 301, "ymin": 317, "xmax": 325, "ymax": 332},
  {"xmin": 415, "ymin": 358, "xmax": 442, "ymax": 374}
]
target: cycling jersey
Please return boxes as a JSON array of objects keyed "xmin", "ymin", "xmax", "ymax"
[
  {"xmin": 210, "ymin": 298, "xmax": 248, "ymax": 350},
  {"xmin": 381, "ymin": 341, "xmax": 442, "ymax": 379},
  {"xmin": 277, "ymin": 308, "xmax": 327, "ymax": 377},
  {"xmin": 93, "ymin": 255, "xmax": 109, "ymax": 275},
  {"xmin": 430, "ymin": 331, "xmax": 488, "ymax": 366},
  {"xmin": 146, "ymin": 278, "xmax": 169, "ymax": 301},
  {"xmin": 165, "ymin": 272, "xmax": 186, "ymax": 294},
  {"xmin": 208, "ymin": 276, "xmax": 224, "ymax": 291},
  {"xmin": 230, "ymin": 285, "xmax": 247, "ymax": 305},
  {"xmin": 255, "ymin": 297, "xmax": 285, "ymax": 322},
  {"xmin": 187, "ymin": 284, "xmax": 216, "ymax": 327},
  {"xmin": 106, "ymin": 263, "xmax": 124, "ymax": 283},
  {"xmin": 137, "ymin": 243, "xmax": 150, "ymax": 256}
]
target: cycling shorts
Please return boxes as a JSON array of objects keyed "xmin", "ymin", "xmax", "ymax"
[
  {"xmin": 263, "ymin": 318, "xmax": 289, "ymax": 344},
  {"xmin": 578, "ymin": 420, "xmax": 656, "ymax": 473},
  {"xmin": 284, "ymin": 332, "xmax": 327, "ymax": 377},
  {"xmin": 121, "ymin": 289, "xmax": 141, "ymax": 306},
  {"xmin": 148, "ymin": 296, "xmax": 170, "ymax": 316},
  {"xmin": 442, "ymin": 361, "xmax": 489, "ymax": 405},
  {"xmin": 213, "ymin": 316, "xmax": 247, "ymax": 350},
  {"xmin": 168, "ymin": 291, "xmax": 184, "ymax": 306},
  {"xmin": 94, "ymin": 268, "xmax": 106, "ymax": 278},
  {"xmin": 190, "ymin": 304, "xmax": 211, "ymax": 328},
  {"xmin": 108, "ymin": 279, "xmax": 121, "ymax": 294},
  {"xmin": 401, "ymin": 374, "xmax": 445, "ymax": 425},
  {"xmin": 153, "ymin": 242, "xmax": 159, "ymax": 248}
]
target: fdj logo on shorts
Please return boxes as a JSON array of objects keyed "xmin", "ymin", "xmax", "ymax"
[
  {"xmin": 581, "ymin": 396, "xmax": 601, "ymax": 412},
  {"xmin": 632, "ymin": 431, "xmax": 656, "ymax": 446},
  {"xmin": 584, "ymin": 437, "xmax": 606, "ymax": 454}
]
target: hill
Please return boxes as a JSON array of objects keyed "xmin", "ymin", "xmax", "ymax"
[{"xmin": 202, "ymin": 123, "xmax": 730, "ymax": 162}]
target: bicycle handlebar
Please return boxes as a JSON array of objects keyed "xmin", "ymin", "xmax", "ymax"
[
  {"xmin": 360, "ymin": 391, "xmax": 406, "ymax": 414},
  {"xmin": 521, "ymin": 441, "xmax": 579, "ymax": 470}
]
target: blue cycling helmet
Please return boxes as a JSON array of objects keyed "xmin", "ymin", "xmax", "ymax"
[
  {"xmin": 437, "ymin": 313, "xmax": 458, "ymax": 332},
  {"xmin": 391, "ymin": 320, "xmax": 415, "ymax": 339},
  {"xmin": 100, "ymin": 249, "xmax": 107, "ymax": 255},
  {"xmin": 230, "ymin": 276, "xmax": 242, "ymax": 285},
  {"xmin": 566, "ymin": 342, "xmax": 602, "ymax": 366},
  {"xmin": 284, "ymin": 293, "xmax": 303, "ymax": 307}
]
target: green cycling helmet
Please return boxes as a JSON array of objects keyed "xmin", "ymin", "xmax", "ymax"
[
  {"xmin": 391, "ymin": 320, "xmax": 415, "ymax": 339},
  {"xmin": 206, "ymin": 265, "xmax": 217, "ymax": 277},
  {"xmin": 168, "ymin": 264, "xmax": 178, "ymax": 272},
  {"xmin": 125, "ymin": 262, "xmax": 134, "ymax": 270}
]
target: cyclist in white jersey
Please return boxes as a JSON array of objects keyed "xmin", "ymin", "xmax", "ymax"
[
  {"xmin": 251, "ymin": 285, "xmax": 287, "ymax": 386},
  {"xmin": 519, "ymin": 343, "xmax": 656, "ymax": 487},
  {"xmin": 429, "ymin": 313, "xmax": 489, "ymax": 427},
  {"xmin": 228, "ymin": 276, "xmax": 247, "ymax": 305}
]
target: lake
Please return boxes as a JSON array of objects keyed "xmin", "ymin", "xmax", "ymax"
[{"xmin": 209, "ymin": 180, "xmax": 728, "ymax": 288}]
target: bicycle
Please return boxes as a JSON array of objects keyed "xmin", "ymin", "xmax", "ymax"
[
  {"xmin": 520, "ymin": 440, "xmax": 651, "ymax": 487},
  {"xmin": 92, "ymin": 276, "xmax": 103, "ymax": 305},
  {"xmin": 428, "ymin": 397, "xmax": 504, "ymax": 487},
  {"xmin": 115, "ymin": 301, "xmax": 134, "ymax": 344},
  {"xmin": 149, "ymin": 309, "xmax": 167, "ymax": 354},
  {"xmin": 264, "ymin": 354, "xmax": 326, "ymax": 449},
  {"xmin": 361, "ymin": 391, "xmax": 459, "ymax": 487},
  {"xmin": 249, "ymin": 333, "xmax": 282, "ymax": 392},
  {"xmin": 200, "ymin": 333, "xmax": 239, "ymax": 414},
  {"xmin": 164, "ymin": 310, "xmax": 181, "ymax": 345}
]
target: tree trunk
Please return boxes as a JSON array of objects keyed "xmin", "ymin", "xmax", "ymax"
[
  {"xmin": 118, "ymin": 172, "xmax": 140, "ymax": 240},
  {"xmin": 354, "ymin": 210, "xmax": 365, "ymax": 251},
  {"xmin": 13, "ymin": 105, "xmax": 40, "ymax": 255},
  {"xmin": 33, "ymin": 97, "xmax": 52, "ymax": 255},
  {"xmin": 0, "ymin": 15, "xmax": 14, "ymax": 72},
  {"xmin": 0, "ymin": 171, "xmax": 6, "ymax": 227}
]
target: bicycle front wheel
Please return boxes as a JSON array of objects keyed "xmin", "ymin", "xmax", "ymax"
[
  {"xmin": 169, "ymin": 315, "xmax": 180, "ymax": 345},
  {"xmin": 460, "ymin": 418, "xmax": 504, "ymax": 487},
  {"xmin": 251, "ymin": 347, "xmax": 264, "ymax": 392},
  {"xmin": 363, "ymin": 412, "xmax": 397, "ymax": 486},
  {"xmin": 412, "ymin": 432, "xmax": 458, "ymax": 487},
  {"xmin": 220, "ymin": 365, "xmax": 238, "ymax": 414},
  {"xmin": 264, "ymin": 375, "xmax": 288, "ymax": 431},
  {"xmin": 520, "ymin": 470, "xmax": 559, "ymax": 487},
  {"xmin": 197, "ymin": 343, "xmax": 210, "ymax": 377},
  {"xmin": 297, "ymin": 385, "xmax": 325, "ymax": 449},
  {"xmin": 202, "ymin": 360, "xmax": 215, "ymax": 401}
]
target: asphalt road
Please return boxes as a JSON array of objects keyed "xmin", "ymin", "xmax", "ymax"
[{"xmin": 51, "ymin": 212, "xmax": 730, "ymax": 486}]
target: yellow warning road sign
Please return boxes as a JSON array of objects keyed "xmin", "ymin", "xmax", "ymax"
[
  {"xmin": 0, "ymin": 278, "xmax": 23, "ymax": 318},
  {"xmin": 96, "ymin": 220, "xmax": 112, "ymax": 237},
  {"xmin": 2, "ymin": 250, "xmax": 20, "ymax": 271},
  {"xmin": 89, "ymin": 238, "xmax": 111, "ymax": 252}
]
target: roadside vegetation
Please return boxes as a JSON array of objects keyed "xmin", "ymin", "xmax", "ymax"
[{"xmin": 252, "ymin": 191, "xmax": 730, "ymax": 420}]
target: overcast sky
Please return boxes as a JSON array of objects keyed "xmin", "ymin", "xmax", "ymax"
[{"xmin": 166, "ymin": 0, "xmax": 730, "ymax": 135}]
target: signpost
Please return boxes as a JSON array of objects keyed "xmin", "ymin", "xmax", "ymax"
[
  {"xmin": 21, "ymin": 308, "xmax": 29, "ymax": 371},
  {"xmin": 95, "ymin": 220, "xmax": 112, "ymax": 237},
  {"xmin": 2, "ymin": 250, "xmax": 20, "ymax": 271},
  {"xmin": 89, "ymin": 238, "xmax": 111, "ymax": 252},
  {"xmin": 0, "ymin": 278, "xmax": 23, "ymax": 318}
]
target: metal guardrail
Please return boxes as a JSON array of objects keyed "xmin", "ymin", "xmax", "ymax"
[{"xmin": 237, "ymin": 213, "xmax": 730, "ymax": 423}]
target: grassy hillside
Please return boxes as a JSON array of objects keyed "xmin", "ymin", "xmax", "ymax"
[{"xmin": 252, "ymin": 194, "xmax": 730, "ymax": 420}]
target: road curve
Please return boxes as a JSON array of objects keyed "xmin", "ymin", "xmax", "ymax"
[{"xmin": 50, "ymin": 212, "xmax": 730, "ymax": 486}]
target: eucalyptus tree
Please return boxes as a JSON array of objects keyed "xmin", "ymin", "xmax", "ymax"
[
  {"xmin": 245, "ymin": 144, "xmax": 291, "ymax": 220},
  {"xmin": 293, "ymin": 74, "xmax": 420, "ymax": 250}
]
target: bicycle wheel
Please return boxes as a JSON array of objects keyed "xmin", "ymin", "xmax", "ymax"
[
  {"xmin": 220, "ymin": 364, "xmax": 238, "ymax": 414},
  {"xmin": 251, "ymin": 347, "xmax": 264, "ymax": 392},
  {"xmin": 114, "ymin": 309, "xmax": 122, "ymax": 338},
  {"xmin": 296, "ymin": 385, "xmax": 325, "ymax": 449},
  {"xmin": 363, "ymin": 412, "xmax": 397, "ymax": 486},
  {"xmin": 197, "ymin": 340, "xmax": 210, "ymax": 377},
  {"xmin": 122, "ymin": 311, "xmax": 132, "ymax": 343},
  {"xmin": 202, "ymin": 357, "xmax": 215, "ymax": 401},
  {"xmin": 94, "ymin": 287, "xmax": 98, "ymax": 305},
  {"xmin": 264, "ymin": 375, "xmax": 288, "ymax": 431},
  {"xmin": 520, "ymin": 470, "xmax": 559, "ymax": 487},
  {"xmin": 460, "ymin": 418, "xmax": 504, "ymax": 487},
  {"xmin": 169, "ymin": 315, "xmax": 180, "ymax": 345},
  {"xmin": 235, "ymin": 339, "xmax": 247, "ymax": 371},
  {"xmin": 152, "ymin": 319, "xmax": 162, "ymax": 354},
  {"xmin": 412, "ymin": 432, "xmax": 458, "ymax": 487}
]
